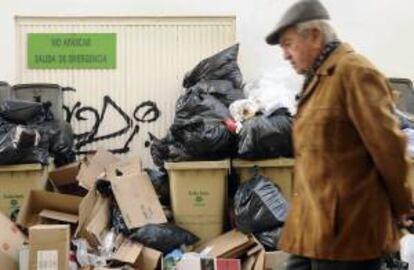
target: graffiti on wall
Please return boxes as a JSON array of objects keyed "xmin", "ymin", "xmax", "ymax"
[{"xmin": 63, "ymin": 92, "xmax": 161, "ymax": 155}]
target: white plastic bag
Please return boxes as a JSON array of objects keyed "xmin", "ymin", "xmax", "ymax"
[
  {"xmin": 400, "ymin": 234, "xmax": 414, "ymax": 270},
  {"xmin": 243, "ymin": 68, "xmax": 301, "ymax": 115}
]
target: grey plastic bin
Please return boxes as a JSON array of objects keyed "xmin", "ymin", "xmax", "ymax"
[
  {"xmin": 0, "ymin": 81, "xmax": 11, "ymax": 102},
  {"xmin": 11, "ymin": 83, "xmax": 66, "ymax": 121}
]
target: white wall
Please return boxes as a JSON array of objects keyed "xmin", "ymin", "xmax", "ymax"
[{"xmin": 1, "ymin": 0, "xmax": 413, "ymax": 84}]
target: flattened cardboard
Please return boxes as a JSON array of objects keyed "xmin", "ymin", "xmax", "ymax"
[
  {"xmin": 106, "ymin": 155, "xmax": 142, "ymax": 179},
  {"xmin": 0, "ymin": 212, "xmax": 26, "ymax": 260},
  {"xmin": 29, "ymin": 225, "xmax": 70, "ymax": 270},
  {"xmin": 85, "ymin": 197, "xmax": 111, "ymax": 247},
  {"xmin": 195, "ymin": 230, "xmax": 252, "ymax": 258},
  {"xmin": 16, "ymin": 190, "xmax": 82, "ymax": 228},
  {"xmin": 0, "ymin": 251, "xmax": 17, "ymax": 270},
  {"xmin": 253, "ymin": 249, "xmax": 265, "ymax": 270},
  {"xmin": 39, "ymin": 209, "xmax": 79, "ymax": 224},
  {"xmin": 48, "ymin": 162, "xmax": 87, "ymax": 196},
  {"xmin": 242, "ymin": 255, "xmax": 257, "ymax": 270},
  {"xmin": 77, "ymin": 148, "xmax": 120, "ymax": 190},
  {"xmin": 48, "ymin": 162, "xmax": 80, "ymax": 187},
  {"xmin": 112, "ymin": 240, "xmax": 143, "ymax": 265},
  {"xmin": 75, "ymin": 186, "xmax": 99, "ymax": 238},
  {"xmin": 136, "ymin": 247, "xmax": 162, "ymax": 270},
  {"xmin": 111, "ymin": 173, "xmax": 166, "ymax": 229}
]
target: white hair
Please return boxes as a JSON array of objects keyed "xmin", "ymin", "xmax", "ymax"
[{"xmin": 296, "ymin": 19, "xmax": 338, "ymax": 44}]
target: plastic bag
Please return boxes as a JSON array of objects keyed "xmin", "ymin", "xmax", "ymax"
[
  {"xmin": 128, "ymin": 223, "xmax": 199, "ymax": 254},
  {"xmin": 400, "ymin": 234, "xmax": 414, "ymax": 270},
  {"xmin": 229, "ymin": 99, "xmax": 260, "ymax": 123},
  {"xmin": 243, "ymin": 68, "xmax": 301, "ymax": 115},
  {"xmin": 174, "ymin": 88, "xmax": 232, "ymax": 125},
  {"xmin": 170, "ymin": 120, "xmax": 236, "ymax": 159},
  {"xmin": 34, "ymin": 120, "xmax": 74, "ymax": 155},
  {"xmin": 233, "ymin": 173, "xmax": 289, "ymax": 233},
  {"xmin": 384, "ymin": 253, "xmax": 409, "ymax": 270},
  {"xmin": 191, "ymin": 80, "xmax": 245, "ymax": 108},
  {"xmin": 150, "ymin": 133, "xmax": 191, "ymax": 167},
  {"xmin": 183, "ymin": 44, "xmax": 243, "ymax": 89},
  {"xmin": 0, "ymin": 125, "xmax": 48, "ymax": 165},
  {"xmin": 237, "ymin": 108, "xmax": 293, "ymax": 159},
  {"xmin": 111, "ymin": 202, "xmax": 198, "ymax": 254},
  {"xmin": 254, "ymin": 227, "xmax": 283, "ymax": 251},
  {"xmin": 144, "ymin": 168, "xmax": 170, "ymax": 206},
  {"xmin": 0, "ymin": 99, "xmax": 45, "ymax": 124}
]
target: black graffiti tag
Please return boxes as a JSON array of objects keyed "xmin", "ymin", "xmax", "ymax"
[{"xmin": 63, "ymin": 95, "xmax": 161, "ymax": 155}]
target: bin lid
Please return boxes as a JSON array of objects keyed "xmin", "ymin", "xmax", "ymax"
[
  {"xmin": 165, "ymin": 159, "xmax": 230, "ymax": 170},
  {"xmin": 0, "ymin": 163, "xmax": 43, "ymax": 172},
  {"xmin": 232, "ymin": 158, "xmax": 294, "ymax": 168}
]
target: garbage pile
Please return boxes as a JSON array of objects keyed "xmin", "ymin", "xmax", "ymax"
[
  {"xmin": 0, "ymin": 99, "xmax": 75, "ymax": 166},
  {"xmin": 151, "ymin": 44, "xmax": 294, "ymax": 168}
]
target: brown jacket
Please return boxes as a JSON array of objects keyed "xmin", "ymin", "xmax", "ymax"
[{"xmin": 279, "ymin": 43, "xmax": 413, "ymax": 260}]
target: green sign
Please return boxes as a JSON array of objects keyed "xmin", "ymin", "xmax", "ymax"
[{"xmin": 28, "ymin": 33, "xmax": 116, "ymax": 69}]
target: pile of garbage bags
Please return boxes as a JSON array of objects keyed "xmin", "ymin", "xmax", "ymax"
[
  {"xmin": 151, "ymin": 44, "xmax": 294, "ymax": 167},
  {"xmin": 233, "ymin": 171, "xmax": 289, "ymax": 251},
  {"xmin": 0, "ymin": 99, "xmax": 75, "ymax": 166}
]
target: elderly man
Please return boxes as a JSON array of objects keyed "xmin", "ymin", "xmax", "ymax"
[{"xmin": 266, "ymin": 0, "xmax": 413, "ymax": 269}]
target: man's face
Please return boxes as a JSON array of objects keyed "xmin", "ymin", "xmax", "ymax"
[{"xmin": 279, "ymin": 27, "xmax": 322, "ymax": 74}]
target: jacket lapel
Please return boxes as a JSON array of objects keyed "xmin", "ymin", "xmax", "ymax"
[{"xmin": 296, "ymin": 43, "xmax": 354, "ymax": 109}]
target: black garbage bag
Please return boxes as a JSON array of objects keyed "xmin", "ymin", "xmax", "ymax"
[
  {"xmin": 234, "ymin": 173, "xmax": 289, "ymax": 233},
  {"xmin": 144, "ymin": 168, "xmax": 170, "ymax": 206},
  {"xmin": 384, "ymin": 253, "xmax": 409, "ymax": 270},
  {"xmin": 190, "ymin": 80, "xmax": 245, "ymax": 108},
  {"xmin": 128, "ymin": 223, "xmax": 199, "ymax": 254},
  {"xmin": 174, "ymin": 88, "xmax": 232, "ymax": 125},
  {"xmin": 0, "ymin": 100, "xmax": 46, "ymax": 124},
  {"xmin": 170, "ymin": 120, "xmax": 236, "ymax": 159},
  {"xmin": 53, "ymin": 150, "xmax": 76, "ymax": 167},
  {"xmin": 111, "ymin": 201, "xmax": 131, "ymax": 235},
  {"xmin": 111, "ymin": 200, "xmax": 199, "ymax": 254},
  {"xmin": 237, "ymin": 108, "xmax": 293, "ymax": 160},
  {"xmin": 150, "ymin": 133, "xmax": 191, "ymax": 167},
  {"xmin": 183, "ymin": 44, "xmax": 243, "ymax": 89},
  {"xmin": 0, "ymin": 125, "xmax": 48, "ymax": 165},
  {"xmin": 254, "ymin": 227, "xmax": 283, "ymax": 251},
  {"xmin": 34, "ymin": 120, "xmax": 74, "ymax": 155}
]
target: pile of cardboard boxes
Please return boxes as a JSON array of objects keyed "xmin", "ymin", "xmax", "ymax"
[{"xmin": 0, "ymin": 148, "xmax": 292, "ymax": 270}]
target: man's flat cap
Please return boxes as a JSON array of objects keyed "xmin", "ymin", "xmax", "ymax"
[{"xmin": 266, "ymin": 0, "xmax": 330, "ymax": 45}]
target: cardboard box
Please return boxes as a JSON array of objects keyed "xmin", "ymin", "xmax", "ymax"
[
  {"xmin": 112, "ymin": 239, "xmax": 143, "ymax": 265},
  {"xmin": 0, "ymin": 212, "xmax": 26, "ymax": 260},
  {"xmin": 48, "ymin": 162, "xmax": 87, "ymax": 197},
  {"xmin": 0, "ymin": 251, "xmax": 17, "ymax": 270},
  {"xmin": 111, "ymin": 172, "xmax": 166, "ymax": 229},
  {"xmin": 165, "ymin": 160, "xmax": 230, "ymax": 243},
  {"xmin": 264, "ymin": 251, "xmax": 289, "ymax": 270},
  {"xmin": 0, "ymin": 163, "xmax": 48, "ymax": 218},
  {"xmin": 29, "ymin": 225, "xmax": 70, "ymax": 270},
  {"xmin": 136, "ymin": 246, "xmax": 162, "ymax": 270},
  {"xmin": 38, "ymin": 209, "xmax": 79, "ymax": 224},
  {"xmin": 232, "ymin": 159, "xmax": 294, "ymax": 201},
  {"xmin": 16, "ymin": 190, "xmax": 82, "ymax": 229},
  {"xmin": 195, "ymin": 230, "xmax": 254, "ymax": 258},
  {"xmin": 77, "ymin": 148, "xmax": 120, "ymax": 190}
]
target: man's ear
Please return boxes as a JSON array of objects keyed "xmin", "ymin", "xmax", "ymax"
[{"xmin": 309, "ymin": 28, "xmax": 324, "ymax": 48}]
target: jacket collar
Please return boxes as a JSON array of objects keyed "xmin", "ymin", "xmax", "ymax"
[{"xmin": 297, "ymin": 43, "xmax": 354, "ymax": 108}]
